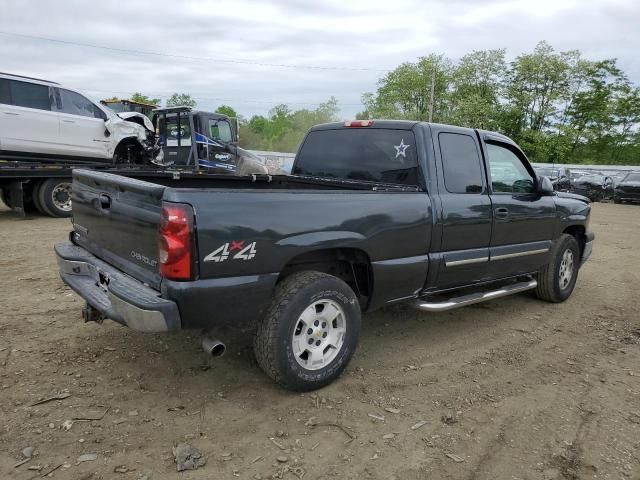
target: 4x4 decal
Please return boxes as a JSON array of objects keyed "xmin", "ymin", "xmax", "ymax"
[{"xmin": 204, "ymin": 241, "xmax": 257, "ymax": 263}]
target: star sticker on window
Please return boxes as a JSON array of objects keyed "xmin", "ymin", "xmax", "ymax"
[{"xmin": 394, "ymin": 139, "xmax": 410, "ymax": 158}]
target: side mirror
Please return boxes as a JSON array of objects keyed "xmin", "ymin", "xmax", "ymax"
[{"xmin": 538, "ymin": 176, "xmax": 554, "ymax": 195}]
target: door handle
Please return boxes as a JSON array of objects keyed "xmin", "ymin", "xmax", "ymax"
[
  {"xmin": 495, "ymin": 207, "xmax": 509, "ymax": 218},
  {"xmin": 62, "ymin": 119, "xmax": 75, "ymax": 123},
  {"xmin": 3, "ymin": 112, "xmax": 19, "ymax": 115}
]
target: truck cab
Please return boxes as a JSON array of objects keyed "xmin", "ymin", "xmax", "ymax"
[{"xmin": 152, "ymin": 106, "xmax": 267, "ymax": 174}]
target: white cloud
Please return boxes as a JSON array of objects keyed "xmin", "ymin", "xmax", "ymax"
[{"xmin": 0, "ymin": 0, "xmax": 638, "ymax": 119}]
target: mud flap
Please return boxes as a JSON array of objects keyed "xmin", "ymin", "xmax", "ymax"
[{"xmin": 7, "ymin": 181, "xmax": 26, "ymax": 216}]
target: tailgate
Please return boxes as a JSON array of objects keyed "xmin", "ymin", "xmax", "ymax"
[{"xmin": 70, "ymin": 169, "xmax": 165, "ymax": 289}]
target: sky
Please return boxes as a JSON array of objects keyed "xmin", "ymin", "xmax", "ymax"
[{"xmin": 0, "ymin": 0, "xmax": 638, "ymax": 119}]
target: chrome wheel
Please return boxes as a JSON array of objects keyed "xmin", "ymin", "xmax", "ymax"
[
  {"xmin": 51, "ymin": 182, "xmax": 72, "ymax": 212},
  {"xmin": 291, "ymin": 299, "xmax": 346, "ymax": 371},
  {"xmin": 558, "ymin": 248, "xmax": 574, "ymax": 290}
]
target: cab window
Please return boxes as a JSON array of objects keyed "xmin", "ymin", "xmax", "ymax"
[
  {"xmin": 164, "ymin": 114, "xmax": 191, "ymax": 147},
  {"xmin": 487, "ymin": 143, "xmax": 535, "ymax": 193},
  {"xmin": 209, "ymin": 120, "xmax": 233, "ymax": 143}
]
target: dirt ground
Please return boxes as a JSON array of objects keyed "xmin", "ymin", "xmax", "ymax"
[{"xmin": 0, "ymin": 202, "xmax": 638, "ymax": 480}]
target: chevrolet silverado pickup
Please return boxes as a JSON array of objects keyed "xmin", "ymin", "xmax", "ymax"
[{"xmin": 55, "ymin": 120, "xmax": 594, "ymax": 391}]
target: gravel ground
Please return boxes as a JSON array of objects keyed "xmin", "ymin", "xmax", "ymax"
[{"xmin": 0, "ymin": 202, "xmax": 638, "ymax": 480}]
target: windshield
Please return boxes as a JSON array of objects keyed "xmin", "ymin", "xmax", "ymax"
[
  {"xmin": 576, "ymin": 175, "xmax": 603, "ymax": 183},
  {"xmin": 536, "ymin": 168, "xmax": 556, "ymax": 177},
  {"xmin": 624, "ymin": 173, "xmax": 640, "ymax": 182}
]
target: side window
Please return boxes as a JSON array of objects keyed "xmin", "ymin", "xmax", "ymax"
[
  {"xmin": 0, "ymin": 79, "xmax": 10, "ymax": 104},
  {"xmin": 209, "ymin": 120, "xmax": 233, "ymax": 143},
  {"xmin": 7, "ymin": 80, "xmax": 51, "ymax": 110},
  {"xmin": 439, "ymin": 132, "xmax": 483, "ymax": 193},
  {"xmin": 59, "ymin": 89, "xmax": 103, "ymax": 119},
  {"xmin": 486, "ymin": 143, "xmax": 535, "ymax": 193}
]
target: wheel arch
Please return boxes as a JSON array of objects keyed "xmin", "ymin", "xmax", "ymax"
[
  {"xmin": 277, "ymin": 247, "xmax": 373, "ymax": 307},
  {"xmin": 562, "ymin": 224, "xmax": 586, "ymax": 256}
]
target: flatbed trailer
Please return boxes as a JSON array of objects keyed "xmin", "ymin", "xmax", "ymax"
[{"xmin": 0, "ymin": 157, "xmax": 225, "ymax": 217}]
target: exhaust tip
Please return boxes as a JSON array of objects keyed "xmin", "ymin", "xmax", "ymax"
[{"xmin": 202, "ymin": 336, "xmax": 226, "ymax": 357}]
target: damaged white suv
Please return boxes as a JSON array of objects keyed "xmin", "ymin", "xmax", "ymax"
[{"xmin": 0, "ymin": 72, "xmax": 158, "ymax": 163}]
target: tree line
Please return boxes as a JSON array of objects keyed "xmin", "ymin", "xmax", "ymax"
[
  {"xmin": 358, "ymin": 42, "xmax": 640, "ymax": 165},
  {"xmin": 114, "ymin": 41, "xmax": 640, "ymax": 164}
]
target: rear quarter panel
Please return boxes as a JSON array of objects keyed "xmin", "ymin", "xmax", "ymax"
[{"xmin": 165, "ymin": 188, "xmax": 433, "ymax": 307}]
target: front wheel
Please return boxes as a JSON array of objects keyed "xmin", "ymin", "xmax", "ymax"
[
  {"xmin": 534, "ymin": 234, "xmax": 580, "ymax": 303},
  {"xmin": 253, "ymin": 271, "xmax": 361, "ymax": 391}
]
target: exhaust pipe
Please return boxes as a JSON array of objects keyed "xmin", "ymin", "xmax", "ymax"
[{"xmin": 202, "ymin": 335, "xmax": 226, "ymax": 357}]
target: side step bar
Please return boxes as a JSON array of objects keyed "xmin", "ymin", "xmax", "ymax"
[{"xmin": 412, "ymin": 279, "xmax": 537, "ymax": 312}]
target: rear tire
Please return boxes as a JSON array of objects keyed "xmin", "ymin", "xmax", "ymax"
[
  {"xmin": 37, "ymin": 178, "xmax": 72, "ymax": 217},
  {"xmin": 535, "ymin": 234, "xmax": 580, "ymax": 303},
  {"xmin": 253, "ymin": 271, "xmax": 361, "ymax": 391},
  {"xmin": 31, "ymin": 181, "xmax": 48, "ymax": 215}
]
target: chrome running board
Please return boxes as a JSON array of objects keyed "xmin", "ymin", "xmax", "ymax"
[{"xmin": 412, "ymin": 279, "xmax": 537, "ymax": 312}]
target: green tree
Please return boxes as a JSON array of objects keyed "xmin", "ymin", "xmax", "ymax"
[
  {"xmin": 215, "ymin": 105, "xmax": 238, "ymax": 118},
  {"xmin": 130, "ymin": 92, "xmax": 161, "ymax": 105},
  {"xmin": 359, "ymin": 54, "xmax": 453, "ymax": 121},
  {"xmin": 448, "ymin": 49, "xmax": 506, "ymax": 130},
  {"xmin": 166, "ymin": 93, "xmax": 197, "ymax": 108}
]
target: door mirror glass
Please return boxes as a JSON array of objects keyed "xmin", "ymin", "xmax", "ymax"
[{"xmin": 538, "ymin": 176, "xmax": 554, "ymax": 195}]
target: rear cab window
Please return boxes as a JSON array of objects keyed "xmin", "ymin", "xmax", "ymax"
[{"xmin": 293, "ymin": 128, "xmax": 420, "ymax": 186}]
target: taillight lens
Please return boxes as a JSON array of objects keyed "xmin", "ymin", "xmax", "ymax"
[{"xmin": 159, "ymin": 203, "xmax": 194, "ymax": 280}]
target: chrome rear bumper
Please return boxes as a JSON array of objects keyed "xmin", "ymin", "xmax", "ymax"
[{"xmin": 55, "ymin": 242, "xmax": 180, "ymax": 332}]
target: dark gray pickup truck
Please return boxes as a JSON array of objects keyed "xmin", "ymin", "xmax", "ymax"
[{"xmin": 56, "ymin": 120, "xmax": 594, "ymax": 391}]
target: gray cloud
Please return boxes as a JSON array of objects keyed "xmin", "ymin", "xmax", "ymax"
[{"xmin": 0, "ymin": 0, "xmax": 638, "ymax": 119}]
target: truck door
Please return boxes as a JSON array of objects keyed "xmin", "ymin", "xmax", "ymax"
[
  {"xmin": 433, "ymin": 126, "xmax": 492, "ymax": 289},
  {"xmin": 196, "ymin": 118, "xmax": 238, "ymax": 173},
  {"xmin": 481, "ymin": 137, "xmax": 556, "ymax": 278}
]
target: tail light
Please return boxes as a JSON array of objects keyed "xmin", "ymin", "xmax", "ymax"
[
  {"xmin": 344, "ymin": 120, "xmax": 374, "ymax": 127},
  {"xmin": 159, "ymin": 202, "xmax": 194, "ymax": 280}
]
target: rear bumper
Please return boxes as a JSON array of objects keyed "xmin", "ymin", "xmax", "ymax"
[{"xmin": 55, "ymin": 242, "xmax": 180, "ymax": 332}]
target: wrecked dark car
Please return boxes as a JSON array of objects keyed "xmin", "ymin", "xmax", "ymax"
[
  {"xmin": 614, "ymin": 172, "xmax": 640, "ymax": 204},
  {"xmin": 571, "ymin": 174, "xmax": 614, "ymax": 202},
  {"xmin": 535, "ymin": 166, "xmax": 572, "ymax": 192}
]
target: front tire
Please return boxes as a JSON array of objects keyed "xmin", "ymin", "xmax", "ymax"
[
  {"xmin": 37, "ymin": 178, "xmax": 72, "ymax": 217},
  {"xmin": 535, "ymin": 234, "xmax": 580, "ymax": 303},
  {"xmin": 253, "ymin": 271, "xmax": 361, "ymax": 391}
]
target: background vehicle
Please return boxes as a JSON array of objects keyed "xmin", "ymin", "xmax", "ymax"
[
  {"xmin": 0, "ymin": 83, "xmax": 267, "ymax": 217},
  {"xmin": 152, "ymin": 106, "xmax": 267, "ymax": 174},
  {"xmin": 534, "ymin": 165, "xmax": 571, "ymax": 191},
  {"xmin": 100, "ymin": 98, "xmax": 158, "ymax": 118},
  {"xmin": 571, "ymin": 173, "xmax": 614, "ymax": 202},
  {"xmin": 56, "ymin": 120, "xmax": 594, "ymax": 391},
  {"xmin": 613, "ymin": 172, "xmax": 640, "ymax": 203},
  {"xmin": 0, "ymin": 72, "xmax": 157, "ymax": 164}
]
